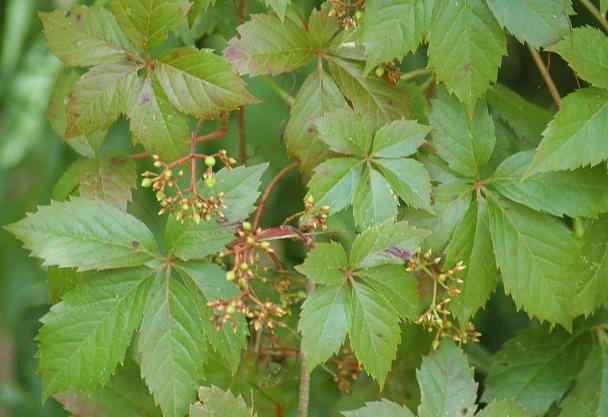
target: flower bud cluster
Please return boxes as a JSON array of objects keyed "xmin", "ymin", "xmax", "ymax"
[{"xmin": 328, "ymin": 0, "xmax": 364, "ymax": 29}]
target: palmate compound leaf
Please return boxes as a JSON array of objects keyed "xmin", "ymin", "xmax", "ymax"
[
  {"xmin": 444, "ymin": 198, "xmax": 497, "ymax": 325},
  {"xmin": 341, "ymin": 399, "xmax": 415, "ymax": 417},
  {"xmin": 487, "ymin": 194, "xmax": 580, "ymax": 328},
  {"xmin": 485, "ymin": 0, "xmax": 573, "ymax": 49},
  {"xmin": 154, "ymin": 47, "xmax": 258, "ymax": 119},
  {"xmin": 547, "ymin": 26, "xmax": 608, "ymax": 89},
  {"xmin": 417, "ymin": 340, "xmax": 478, "ymax": 417},
  {"xmin": 427, "ymin": 0, "xmax": 506, "ymax": 114},
  {"xmin": 138, "ymin": 269, "xmax": 208, "ymax": 417},
  {"xmin": 559, "ymin": 344, "xmax": 608, "ymax": 417},
  {"xmin": 190, "ymin": 386, "xmax": 256, "ymax": 417},
  {"xmin": 482, "ymin": 326, "xmax": 592, "ymax": 416},
  {"xmin": 526, "ymin": 88, "xmax": 608, "ymax": 175},
  {"xmin": 490, "ymin": 150, "xmax": 608, "ymax": 218},
  {"xmin": 39, "ymin": 5, "xmax": 136, "ymax": 67},
  {"xmin": 5, "ymin": 197, "xmax": 158, "ymax": 271},
  {"xmin": 428, "ymin": 87, "xmax": 496, "ymax": 178},
  {"xmin": 36, "ymin": 267, "xmax": 154, "ymax": 399},
  {"xmin": 111, "ymin": 0, "xmax": 191, "ymax": 51}
]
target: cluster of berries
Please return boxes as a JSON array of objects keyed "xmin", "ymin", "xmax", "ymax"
[{"xmin": 328, "ymin": 0, "xmax": 364, "ymax": 29}]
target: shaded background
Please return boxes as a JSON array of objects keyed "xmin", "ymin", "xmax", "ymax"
[{"xmin": 0, "ymin": 0, "xmax": 599, "ymax": 416}]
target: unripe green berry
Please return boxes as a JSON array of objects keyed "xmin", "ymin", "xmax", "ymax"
[
  {"xmin": 192, "ymin": 213, "xmax": 201, "ymax": 224},
  {"xmin": 204, "ymin": 176, "xmax": 216, "ymax": 188},
  {"xmin": 226, "ymin": 270, "xmax": 236, "ymax": 281},
  {"xmin": 238, "ymin": 278, "xmax": 247, "ymax": 287},
  {"xmin": 375, "ymin": 66, "xmax": 385, "ymax": 77},
  {"xmin": 156, "ymin": 191, "xmax": 165, "ymax": 201},
  {"xmin": 355, "ymin": 10, "xmax": 363, "ymax": 20},
  {"xmin": 260, "ymin": 241, "xmax": 270, "ymax": 249},
  {"xmin": 164, "ymin": 169, "xmax": 172, "ymax": 178},
  {"xmin": 226, "ymin": 305, "xmax": 236, "ymax": 314},
  {"xmin": 204, "ymin": 156, "xmax": 216, "ymax": 167},
  {"xmin": 154, "ymin": 160, "xmax": 162, "ymax": 168},
  {"xmin": 141, "ymin": 178, "xmax": 154, "ymax": 188},
  {"xmin": 242, "ymin": 221, "xmax": 252, "ymax": 231},
  {"xmin": 239, "ymin": 262, "xmax": 248, "ymax": 271},
  {"xmin": 246, "ymin": 236, "xmax": 255, "ymax": 245}
]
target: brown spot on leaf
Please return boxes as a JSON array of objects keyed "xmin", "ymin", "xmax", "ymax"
[
  {"xmin": 75, "ymin": 12, "xmax": 83, "ymax": 23},
  {"xmin": 110, "ymin": 156, "xmax": 126, "ymax": 166},
  {"xmin": 132, "ymin": 241, "xmax": 140, "ymax": 248}
]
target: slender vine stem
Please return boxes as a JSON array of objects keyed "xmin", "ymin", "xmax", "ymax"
[
  {"xmin": 253, "ymin": 162, "xmax": 298, "ymax": 230},
  {"xmin": 577, "ymin": 0, "xmax": 608, "ymax": 31},
  {"xmin": 527, "ymin": 44, "xmax": 562, "ymax": 108},
  {"xmin": 297, "ymin": 279, "xmax": 316, "ymax": 417}
]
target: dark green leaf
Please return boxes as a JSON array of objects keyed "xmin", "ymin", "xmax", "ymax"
[
  {"xmin": 375, "ymin": 158, "xmax": 432, "ymax": 211},
  {"xmin": 353, "ymin": 166, "xmax": 398, "ymax": 227},
  {"xmin": 315, "ymin": 107, "xmax": 372, "ymax": 155},
  {"xmin": 295, "ymin": 242, "xmax": 348, "ymax": 286},
  {"xmin": 307, "ymin": 157, "xmax": 363, "ymax": 214}
]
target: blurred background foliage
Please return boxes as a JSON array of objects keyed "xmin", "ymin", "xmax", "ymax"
[{"xmin": 0, "ymin": 1, "xmax": 600, "ymax": 416}]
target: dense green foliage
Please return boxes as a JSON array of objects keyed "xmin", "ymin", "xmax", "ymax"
[{"xmin": 1, "ymin": 1, "xmax": 608, "ymax": 417}]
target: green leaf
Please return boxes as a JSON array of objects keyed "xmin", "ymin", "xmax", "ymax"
[
  {"xmin": 602, "ymin": 0, "xmax": 608, "ymax": 16},
  {"xmin": 55, "ymin": 360, "xmax": 162, "ymax": 417},
  {"xmin": 350, "ymin": 220, "xmax": 429, "ymax": 269},
  {"xmin": 487, "ymin": 195, "xmax": 579, "ymax": 328},
  {"xmin": 78, "ymin": 154, "xmax": 137, "ymax": 212},
  {"xmin": 299, "ymin": 285, "xmax": 351, "ymax": 371},
  {"xmin": 224, "ymin": 13, "xmax": 313, "ymax": 76},
  {"xmin": 375, "ymin": 158, "xmax": 432, "ymax": 211},
  {"xmin": 427, "ymin": 0, "xmax": 506, "ymax": 113},
  {"xmin": 482, "ymin": 326, "xmax": 592, "ymax": 416},
  {"xmin": 39, "ymin": 6, "xmax": 135, "ymax": 67},
  {"xmin": 371, "ymin": 119, "xmax": 430, "ymax": 158},
  {"xmin": 139, "ymin": 271, "xmax": 207, "ymax": 417},
  {"xmin": 428, "ymin": 88, "xmax": 496, "ymax": 177},
  {"xmin": 284, "ymin": 63, "xmax": 346, "ymax": 174},
  {"xmin": 559, "ymin": 344, "xmax": 608, "ymax": 417},
  {"xmin": 361, "ymin": 0, "xmax": 436, "ymax": 73},
  {"xmin": 353, "ymin": 166, "xmax": 398, "ymax": 228},
  {"xmin": 445, "ymin": 198, "xmax": 496, "ymax": 324},
  {"xmin": 486, "ymin": 84, "xmax": 552, "ymax": 144},
  {"xmin": 197, "ymin": 163, "xmax": 268, "ymax": 222},
  {"xmin": 357, "ymin": 264, "xmax": 419, "ymax": 321},
  {"xmin": 315, "ymin": 107, "xmax": 372, "ymax": 155},
  {"xmin": 6, "ymin": 198, "xmax": 158, "ymax": 271},
  {"xmin": 574, "ymin": 215, "xmax": 608, "ymax": 316},
  {"xmin": 308, "ymin": 5, "xmax": 341, "ymax": 49},
  {"xmin": 486, "ymin": 0, "xmax": 572, "ymax": 48},
  {"xmin": 166, "ymin": 217, "xmax": 235, "ymax": 261},
  {"xmin": 547, "ymin": 26, "xmax": 608, "ymax": 89},
  {"xmin": 295, "ymin": 242, "xmax": 348, "ymax": 286},
  {"xmin": 111, "ymin": 0, "xmax": 191, "ymax": 51},
  {"xmin": 188, "ymin": 0, "xmax": 215, "ymax": 27},
  {"xmin": 154, "ymin": 47, "xmax": 257, "ymax": 119},
  {"xmin": 476, "ymin": 400, "xmax": 530, "ymax": 417},
  {"xmin": 328, "ymin": 56, "xmax": 410, "ymax": 130},
  {"xmin": 65, "ymin": 62, "xmax": 137, "ymax": 138},
  {"xmin": 416, "ymin": 340, "xmax": 478, "ymax": 417},
  {"xmin": 490, "ymin": 150, "xmax": 608, "ymax": 218},
  {"xmin": 307, "ymin": 157, "xmax": 363, "ymax": 214},
  {"xmin": 127, "ymin": 75, "xmax": 189, "ymax": 162},
  {"xmin": 342, "ymin": 399, "xmax": 415, "ymax": 417},
  {"xmin": 48, "ymin": 266, "xmax": 93, "ymax": 304},
  {"xmin": 526, "ymin": 88, "xmax": 608, "ymax": 175},
  {"xmin": 189, "ymin": 386, "xmax": 256, "ymax": 417},
  {"xmin": 350, "ymin": 282, "xmax": 401, "ymax": 387},
  {"xmin": 265, "ymin": 0, "xmax": 289, "ymax": 21},
  {"xmin": 37, "ymin": 267, "xmax": 153, "ymax": 398}
]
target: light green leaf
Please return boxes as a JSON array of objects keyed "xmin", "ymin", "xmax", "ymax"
[
  {"xmin": 417, "ymin": 340, "xmax": 478, "ymax": 417},
  {"xmin": 39, "ymin": 6, "xmax": 135, "ymax": 67},
  {"xmin": 445, "ymin": 198, "xmax": 496, "ymax": 324},
  {"xmin": 111, "ymin": 0, "xmax": 191, "ymax": 51},
  {"xmin": 47, "ymin": 267, "xmax": 93, "ymax": 304},
  {"xmin": 526, "ymin": 88, "xmax": 608, "ymax": 175},
  {"xmin": 602, "ymin": 0, "xmax": 608, "ymax": 16},
  {"xmin": 37, "ymin": 267, "xmax": 153, "ymax": 398},
  {"xmin": 357, "ymin": 264, "xmax": 419, "ymax": 321},
  {"xmin": 188, "ymin": 0, "xmax": 215, "ymax": 27},
  {"xmin": 342, "ymin": 399, "xmax": 415, "ymax": 417},
  {"xmin": 427, "ymin": 0, "xmax": 506, "ymax": 113},
  {"xmin": 78, "ymin": 154, "xmax": 137, "ymax": 212},
  {"xmin": 190, "ymin": 386, "xmax": 256, "ymax": 417},
  {"xmin": 166, "ymin": 216, "xmax": 235, "ymax": 261},
  {"xmin": 299, "ymin": 285, "xmax": 351, "ymax": 371},
  {"xmin": 428, "ymin": 87, "xmax": 496, "ymax": 177},
  {"xmin": 482, "ymin": 326, "xmax": 592, "ymax": 416},
  {"xmin": 154, "ymin": 47, "xmax": 257, "ymax": 119},
  {"xmin": 486, "ymin": 0, "xmax": 572, "ymax": 48},
  {"xmin": 295, "ymin": 242, "xmax": 348, "ymax": 286},
  {"xmin": 491, "ymin": 150, "xmax": 608, "ymax": 218},
  {"xmin": 139, "ymin": 271, "xmax": 207, "ymax": 417},
  {"xmin": 559, "ymin": 345, "xmax": 608, "ymax": 417},
  {"xmin": 224, "ymin": 13, "xmax": 313, "ymax": 76},
  {"xmin": 574, "ymin": 215, "xmax": 608, "ymax": 316},
  {"xmin": 350, "ymin": 220, "xmax": 429, "ymax": 269},
  {"xmin": 353, "ymin": 166, "xmax": 398, "ymax": 228},
  {"xmin": 127, "ymin": 75, "xmax": 189, "ymax": 162},
  {"xmin": 6, "ymin": 198, "xmax": 158, "ymax": 271},
  {"xmin": 547, "ymin": 26, "xmax": 608, "ymax": 89},
  {"xmin": 361, "ymin": 0, "xmax": 435, "ymax": 73},
  {"xmin": 375, "ymin": 158, "xmax": 432, "ymax": 211},
  {"xmin": 315, "ymin": 107, "xmax": 372, "ymax": 155},
  {"xmin": 308, "ymin": 5, "xmax": 341, "ymax": 49},
  {"xmin": 308, "ymin": 157, "xmax": 363, "ymax": 214},
  {"xmin": 477, "ymin": 400, "xmax": 530, "ymax": 417},
  {"xmin": 329, "ymin": 56, "xmax": 410, "ymax": 130},
  {"xmin": 65, "ymin": 62, "xmax": 137, "ymax": 138},
  {"xmin": 265, "ymin": 0, "xmax": 289, "ymax": 21},
  {"xmin": 284, "ymin": 63, "xmax": 346, "ymax": 174},
  {"xmin": 350, "ymin": 282, "xmax": 401, "ymax": 387},
  {"xmin": 371, "ymin": 119, "xmax": 430, "ymax": 158},
  {"xmin": 487, "ymin": 194, "xmax": 579, "ymax": 328}
]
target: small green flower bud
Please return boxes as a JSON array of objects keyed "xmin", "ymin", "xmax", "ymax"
[
  {"xmin": 192, "ymin": 213, "xmax": 201, "ymax": 224},
  {"xmin": 239, "ymin": 262, "xmax": 248, "ymax": 271},
  {"xmin": 355, "ymin": 10, "xmax": 363, "ymax": 20},
  {"xmin": 242, "ymin": 221, "xmax": 251, "ymax": 231},
  {"xmin": 164, "ymin": 169, "xmax": 172, "ymax": 178},
  {"xmin": 154, "ymin": 160, "xmax": 162, "ymax": 168},
  {"xmin": 226, "ymin": 304, "xmax": 237, "ymax": 314},
  {"xmin": 246, "ymin": 236, "xmax": 255, "ymax": 245},
  {"xmin": 260, "ymin": 241, "xmax": 270, "ymax": 249},
  {"xmin": 375, "ymin": 66, "xmax": 385, "ymax": 77},
  {"xmin": 141, "ymin": 178, "xmax": 154, "ymax": 188},
  {"xmin": 305, "ymin": 194, "xmax": 314, "ymax": 204},
  {"xmin": 226, "ymin": 270, "xmax": 236, "ymax": 281},
  {"xmin": 156, "ymin": 191, "xmax": 165, "ymax": 201},
  {"xmin": 238, "ymin": 278, "xmax": 247, "ymax": 287},
  {"xmin": 204, "ymin": 176, "xmax": 216, "ymax": 188},
  {"xmin": 204, "ymin": 156, "xmax": 216, "ymax": 167}
]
